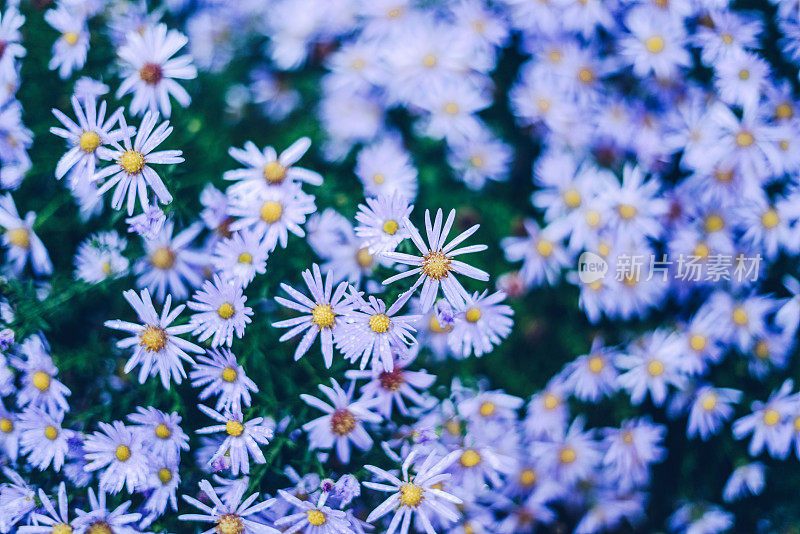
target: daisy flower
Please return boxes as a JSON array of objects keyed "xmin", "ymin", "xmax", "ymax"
[
  {"xmin": 74, "ymin": 231, "xmax": 129, "ymax": 283},
  {"xmin": 179, "ymin": 479, "xmax": 279, "ymax": 534},
  {"xmin": 104, "ymin": 288, "xmax": 204, "ymax": 389},
  {"xmin": 448, "ymin": 290, "xmax": 513, "ymax": 359},
  {"xmin": 301, "ymin": 379, "xmax": 382, "ymax": 464},
  {"xmin": 0, "ymin": 403, "xmax": 20, "ymax": 462},
  {"xmin": 229, "ymin": 181, "xmax": 316, "ymax": 251},
  {"xmin": 601, "ymin": 418, "xmax": 666, "ymax": 491},
  {"xmin": 335, "ymin": 292, "xmax": 420, "ymax": 372},
  {"xmin": 19, "ymin": 483, "xmax": 73, "ymax": 534},
  {"xmin": 501, "ymin": 219, "xmax": 571, "ymax": 286},
  {"xmin": 382, "ymin": 208, "xmax": 489, "ymax": 311},
  {"xmin": 116, "ymin": 23, "xmax": 197, "ymax": 117},
  {"xmin": 188, "ymin": 274, "xmax": 254, "ymax": 348},
  {"xmin": 126, "ymin": 204, "xmax": 166, "ymax": 240},
  {"xmin": 345, "ymin": 353, "xmax": 436, "ymax": 418},
  {"xmin": 0, "ymin": 8, "xmax": 25, "ymax": 85},
  {"xmin": 723, "ymin": 463, "xmax": 765, "ymax": 503},
  {"xmin": 51, "ymin": 96, "xmax": 128, "ymax": 184},
  {"xmin": 0, "ymin": 468, "xmax": 37, "ymax": 533},
  {"xmin": 44, "ymin": 6, "xmax": 89, "ymax": 79},
  {"xmin": 139, "ymin": 459, "xmax": 180, "ymax": 526},
  {"xmin": 127, "ymin": 406, "xmax": 189, "ymax": 463},
  {"xmin": 224, "ymin": 137, "xmax": 323, "ymax": 195},
  {"xmin": 364, "ymin": 449, "xmax": 462, "ymax": 534},
  {"xmin": 619, "ymin": 7, "xmax": 690, "ymax": 79},
  {"xmin": 196, "ymin": 405, "xmax": 273, "ymax": 476},
  {"xmin": 616, "ymin": 330, "xmax": 686, "ymax": 407},
  {"xmin": 95, "ymin": 110, "xmax": 183, "ymax": 215},
  {"xmin": 355, "ymin": 137, "xmax": 419, "ymax": 201},
  {"xmin": 687, "ymin": 386, "xmax": 741, "ymax": 441},
  {"xmin": 733, "ymin": 379, "xmax": 795, "ymax": 458},
  {"xmin": 275, "ymin": 490, "xmax": 355, "ymax": 534},
  {"xmin": 190, "ymin": 348, "xmax": 259, "ymax": 413},
  {"xmin": 72, "ymin": 487, "xmax": 141, "ymax": 534},
  {"xmin": 354, "ymin": 193, "xmax": 413, "ymax": 254},
  {"xmin": 273, "ymin": 263, "xmax": 354, "ymax": 368},
  {"xmin": 559, "ymin": 338, "xmax": 619, "ymax": 402},
  {"xmin": 0, "ymin": 193, "xmax": 53, "ymax": 276},
  {"xmin": 18, "ymin": 407, "xmax": 70, "ymax": 471},
  {"xmin": 83, "ymin": 421, "xmax": 148, "ymax": 494},
  {"xmin": 212, "ymin": 229, "xmax": 269, "ymax": 288},
  {"xmin": 12, "ymin": 336, "xmax": 70, "ymax": 415},
  {"xmin": 134, "ymin": 220, "xmax": 205, "ymax": 302}
]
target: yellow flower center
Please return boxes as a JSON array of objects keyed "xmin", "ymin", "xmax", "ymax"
[
  {"xmin": 102, "ymin": 262, "xmax": 112, "ymax": 275},
  {"xmin": 422, "ymin": 54, "xmax": 437, "ymax": 67},
  {"xmin": 443, "ymin": 102, "xmax": 459, "ymax": 115},
  {"xmin": 421, "ymin": 250, "xmax": 451, "ymax": 279},
  {"xmin": 7, "ymin": 227, "xmax": 30, "ymax": 248},
  {"xmin": 776, "ymin": 102, "xmax": 794, "ymax": 120},
  {"xmin": 119, "ymin": 150, "xmax": 146, "ymax": 174},
  {"xmin": 217, "ymin": 302, "xmax": 235, "ymax": 319},
  {"xmin": 617, "ymin": 204, "xmax": 638, "ymax": 220},
  {"xmin": 32, "ymin": 371, "xmax": 51, "ymax": 391},
  {"xmin": 445, "ymin": 419, "xmax": 462, "ymax": 436},
  {"xmin": 263, "ymin": 161, "xmax": 287, "ymax": 184},
  {"xmin": 645, "ymin": 35, "xmax": 665, "ymax": 53},
  {"xmin": 721, "ymin": 32, "xmax": 733, "ymax": 44},
  {"xmin": 216, "ymin": 514, "xmax": 244, "ymax": 534},
  {"xmin": 237, "ymin": 252, "xmax": 252, "ymax": 264},
  {"xmin": 260, "ymin": 201, "xmax": 283, "ymax": 223},
  {"xmin": 689, "ymin": 334, "xmax": 707, "ymax": 352},
  {"xmin": 369, "ymin": 313, "xmax": 391, "ymax": 333},
  {"xmin": 460, "ymin": 449, "xmax": 482, "ymax": 467},
  {"xmin": 754, "ymin": 339, "xmax": 770, "ymax": 360},
  {"xmin": 588, "ymin": 355, "xmax": 605, "ymax": 373},
  {"xmin": 543, "ymin": 393, "xmax": 560, "ymax": 410},
  {"xmin": 312, "ymin": 304, "xmax": 335, "ymax": 328},
  {"xmin": 150, "ymin": 247, "xmax": 175, "ymax": 270},
  {"xmin": 732, "ymin": 306, "xmax": 748, "ymax": 326},
  {"xmin": 470, "ymin": 155, "xmax": 484, "ymax": 168},
  {"xmin": 763, "ymin": 408, "xmax": 780, "ymax": 426},
  {"xmin": 115, "ymin": 445, "xmax": 131, "ymax": 461},
  {"xmin": 373, "ymin": 173, "xmax": 385, "ymax": 184},
  {"xmin": 79, "ymin": 131, "xmax": 101, "ymax": 153},
  {"xmin": 735, "ymin": 131, "xmax": 754, "ymax": 147},
  {"xmin": 87, "ymin": 522, "xmax": 112, "ymax": 534},
  {"xmin": 52, "ymin": 523, "xmax": 73, "ymax": 534},
  {"xmin": 139, "ymin": 326, "xmax": 167, "ymax": 352},
  {"xmin": 738, "ymin": 69, "xmax": 750, "ymax": 80},
  {"xmin": 536, "ymin": 239, "xmax": 554, "ymax": 258},
  {"xmin": 429, "ymin": 315, "xmax": 452, "ymax": 333},
  {"xmin": 693, "ymin": 242, "xmax": 710, "ymax": 260},
  {"xmin": 307, "ymin": 510, "xmax": 327, "ymax": 526},
  {"xmin": 155, "ymin": 423, "xmax": 171, "ymax": 439},
  {"xmin": 226, "ymin": 420, "xmax": 244, "ymax": 437},
  {"xmin": 382, "ymin": 220, "xmax": 399, "ymax": 235},
  {"xmin": 356, "ymin": 247, "xmax": 374, "ymax": 268},
  {"xmin": 330, "ymin": 409, "xmax": 357, "ymax": 436},
  {"xmin": 222, "ymin": 366, "xmax": 238, "ymax": 382},
  {"xmin": 585, "ymin": 210, "xmax": 601, "ymax": 227},
  {"xmin": 704, "ymin": 214, "xmax": 724, "ymax": 232},
  {"xmin": 622, "ymin": 430, "xmax": 634, "ymax": 444},
  {"xmin": 761, "ymin": 209, "xmax": 779, "ymax": 229},
  {"xmin": 647, "ymin": 359, "xmax": 664, "ymax": 377},
  {"xmin": 399, "ymin": 483, "xmax": 424, "ymax": 507},
  {"xmin": 465, "ymin": 307, "xmax": 481, "ymax": 323},
  {"xmin": 701, "ymin": 393, "xmax": 717, "ymax": 412},
  {"xmin": 478, "ymin": 401, "xmax": 495, "ymax": 417},
  {"xmin": 0, "ymin": 418, "xmax": 13, "ymax": 433},
  {"xmin": 62, "ymin": 32, "xmax": 79, "ymax": 45},
  {"xmin": 563, "ymin": 188, "xmax": 581, "ymax": 208},
  {"xmin": 519, "ymin": 468, "xmax": 537, "ymax": 486},
  {"xmin": 158, "ymin": 468, "xmax": 173, "ymax": 484},
  {"xmin": 559, "ymin": 446, "xmax": 577, "ymax": 464},
  {"xmin": 44, "ymin": 425, "xmax": 58, "ymax": 440},
  {"xmin": 577, "ymin": 67, "xmax": 595, "ymax": 84}
]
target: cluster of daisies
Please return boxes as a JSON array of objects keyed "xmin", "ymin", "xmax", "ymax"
[{"xmin": 1, "ymin": 0, "xmax": 800, "ymax": 532}]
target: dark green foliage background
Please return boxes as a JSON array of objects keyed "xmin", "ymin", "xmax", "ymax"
[{"xmin": 3, "ymin": 1, "xmax": 800, "ymax": 532}]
